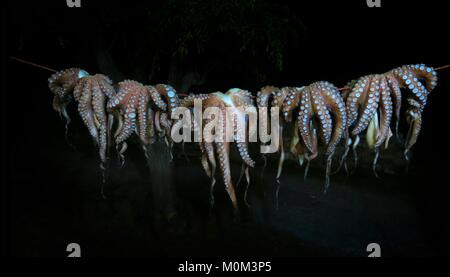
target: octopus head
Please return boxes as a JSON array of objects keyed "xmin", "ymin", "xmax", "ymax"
[{"xmin": 212, "ymin": 92, "xmax": 234, "ymax": 107}]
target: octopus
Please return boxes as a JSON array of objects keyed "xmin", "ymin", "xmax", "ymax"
[
  {"xmin": 257, "ymin": 81, "xmax": 347, "ymax": 192},
  {"xmin": 49, "ymin": 68, "xmax": 116, "ymax": 174},
  {"xmin": 342, "ymin": 64, "xmax": 438, "ymax": 176},
  {"xmin": 106, "ymin": 80, "xmax": 179, "ymax": 163},
  {"xmin": 48, "ymin": 68, "xmax": 89, "ymax": 133},
  {"xmin": 180, "ymin": 88, "xmax": 257, "ymax": 211}
]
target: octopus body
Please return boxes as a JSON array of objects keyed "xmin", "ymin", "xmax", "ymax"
[
  {"xmin": 389, "ymin": 64, "xmax": 437, "ymax": 156},
  {"xmin": 49, "ymin": 69, "xmax": 115, "ymax": 171},
  {"xmin": 343, "ymin": 64, "xmax": 438, "ymax": 174},
  {"xmin": 48, "ymin": 68, "xmax": 89, "ymax": 128},
  {"xmin": 181, "ymin": 89, "xmax": 257, "ymax": 210},
  {"xmin": 107, "ymin": 81, "xmax": 179, "ymax": 163},
  {"xmin": 257, "ymin": 81, "xmax": 347, "ymax": 191},
  {"xmin": 282, "ymin": 82, "xmax": 347, "ymax": 159}
]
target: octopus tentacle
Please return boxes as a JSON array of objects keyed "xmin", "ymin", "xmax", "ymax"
[
  {"xmin": 297, "ymin": 87, "xmax": 317, "ymax": 158},
  {"xmin": 214, "ymin": 104, "xmax": 236, "ymax": 209},
  {"xmin": 155, "ymin": 84, "xmax": 180, "ymax": 117},
  {"xmin": 137, "ymin": 92, "xmax": 150, "ymax": 144},
  {"xmin": 304, "ymin": 154, "xmax": 311, "ymax": 181},
  {"xmin": 116, "ymin": 96, "xmax": 138, "ymax": 144},
  {"xmin": 146, "ymin": 107, "xmax": 156, "ymax": 144},
  {"xmin": 386, "ymin": 75, "xmax": 402, "ymax": 136},
  {"xmin": 52, "ymin": 96, "xmax": 74, "ymax": 147},
  {"xmin": 76, "ymin": 78, "xmax": 99, "ymax": 142},
  {"xmin": 256, "ymin": 86, "xmax": 276, "ymax": 109},
  {"xmin": 316, "ymin": 82, "xmax": 347, "ymax": 183},
  {"xmin": 236, "ymin": 163, "xmax": 246, "ymax": 190},
  {"xmin": 366, "ymin": 109, "xmax": 380, "ymax": 168},
  {"xmin": 303, "ymin": 126, "xmax": 318, "ymax": 180},
  {"xmin": 91, "ymin": 80, "xmax": 108, "ymax": 165},
  {"xmin": 321, "ymin": 83, "xmax": 347, "ymax": 156},
  {"xmin": 409, "ymin": 78, "xmax": 429, "ymax": 109},
  {"xmin": 351, "ymin": 135, "xmax": 360, "ymax": 170},
  {"xmin": 98, "ymin": 76, "xmax": 116, "ymax": 151},
  {"xmin": 113, "ymin": 111, "xmax": 124, "ymax": 139},
  {"xmin": 374, "ymin": 78, "xmax": 393, "ymax": 148},
  {"xmin": 204, "ymin": 142, "xmax": 217, "ymax": 206},
  {"xmin": 96, "ymin": 74, "xmax": 115, "ymax": 99},
  {"xmin": 147, "ymin": 85, "xmax": 167, "ymax": 111},
  {"xmin": 159, "ymin": 112, "xmax": 174, "ymax": 160},
  {"xmin": 282, "ymin": 87, "xmax": 302, "ymax": 122},
  {"xmin": 243, "ymin": 165, "xmax": 251, "ymax": 207},
  {"xmin": 310, "ymin": 83, "xmax": 332, "ymax": 145},
  {"xmin": 394, "ymin": 69, "xmax": 428, "ymax": 108},
  {"xmin": 332, "ymin": 135, "xmax": 351, "ymax": 175},
  {"xmin": 202, "ymin": 114, "xmax": 217, "ymax": 206},
  {"xmin": 404, "ymin": 99, "xmax": 423, "ymax": 157},
  {"xmin": 234, "ymin": 106, "xmax": 255, "ymax": 168},
  {"xmin": 159, "ymin": 112, "xmax": 172, "ymax": 137},
  {"xmin": 325, "ymin": 152, "xmax": 334, "ymax": 192},
  {"xmin": 236, "ymin": 142, "xmax": 255, "ymax": 167},
  {"xmin": 198, "ymin": 142, "xmax": 211, "ymax": 178},
  {"xmin": 346, "ymin": 76, "xmax": 371, "ymax": 128},
  {"xmin": 276, "ymin": 125, "xmax": 285, "ymax": 180},
  {"xmin": 154, "ymin": 110, "xmax": 163, "ymax": 133},
  {"xmin": 352, "ymin": 77, "xmax": 380, "ymax": 136},
  {"xmin": 372, "ymin": 149, "xmax": 381, "ymax": 179},
  {"xmin": 215, "ymin": 141, "xmax": 238, "ymax": 211},
  {"xmin": 203, "ymin": 142, "xmax": 216, "ymax": 179}
]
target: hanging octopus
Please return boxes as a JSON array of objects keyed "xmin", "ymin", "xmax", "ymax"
[
  {"xmin": 106, "ymin": 80, "xmax": 180, "ymax": 163},
  {"xmin": 180, "ymin": 88, "xmax": 257, "ymax": 211},
  {"xmin": 257, "ymin": 81, "xmax": 347, "ymax": 191},
  {"xmin": 49, "ymin": 68, "xmax": 116, "ymax": 173},
  {"xmin": 48, "ymin": 68, "xmax": 89, "ymax": 133},
  {"xmin": 342, "ymin": 64, "xmax": 438, "ymax": 176}
]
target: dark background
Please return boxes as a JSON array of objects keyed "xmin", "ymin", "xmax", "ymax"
[{"xmin": 3, "ymin": 0, "xmax": 450, "ymax": 257}]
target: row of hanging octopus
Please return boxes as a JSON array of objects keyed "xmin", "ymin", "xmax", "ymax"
[{"xmin": 48, "ymin": 64, "xmax": 439, "ymax": 212}]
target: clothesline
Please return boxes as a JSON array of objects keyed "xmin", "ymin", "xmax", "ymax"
[{"xmin": 10, "ymin": 56, "xmax": 450, "ymax": 97}]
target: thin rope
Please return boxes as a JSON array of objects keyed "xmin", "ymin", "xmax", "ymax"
[{"xmin": 10, "ymin": 56, "xmax": 449, "ymax": 96}]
